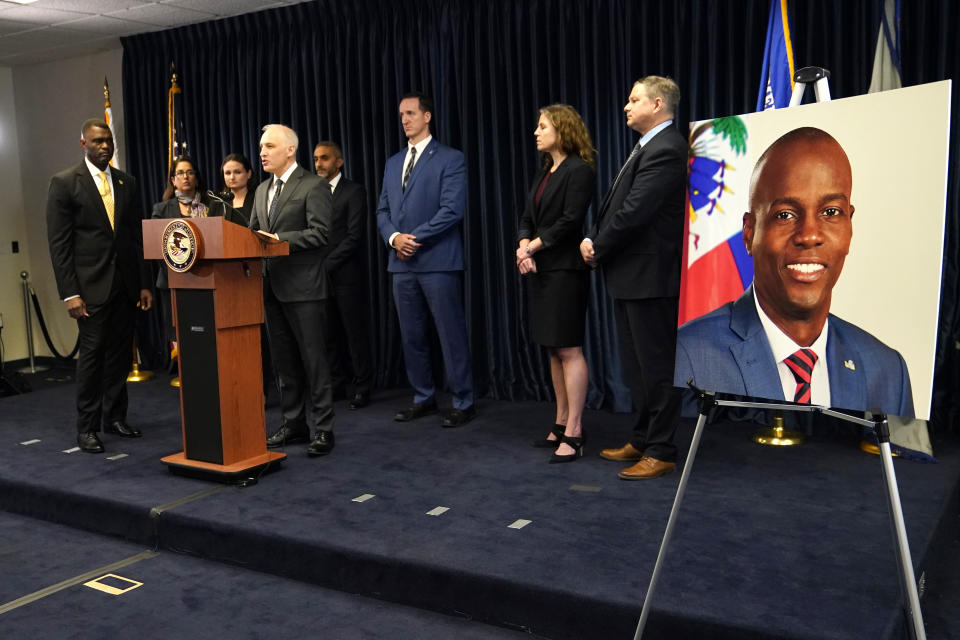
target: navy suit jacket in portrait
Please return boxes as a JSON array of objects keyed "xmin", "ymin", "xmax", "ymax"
[{"xmin": 674, "ymin": 287, "xmax": 915, "ymax": 418}]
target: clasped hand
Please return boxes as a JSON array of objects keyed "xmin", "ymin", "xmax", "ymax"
[
  {"xmin": 579, "ymin": 239, "xmax": 596, "ymax": 268},
  {"xmin": 516, "ymin": 246, "xmax": 537, "ymax": 274},
  {"xmin": 394, "ymin": 233, "xmax": 421, "ymax": 261}
]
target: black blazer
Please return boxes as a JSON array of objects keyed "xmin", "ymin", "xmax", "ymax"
[
  {"xmin": 249, "ymin": 165, "xmax": 333, "ymax": 302},
  {"xmin": 324, "ymin": 176, "xmax": 367, "ymax": 286},
  {"xmin": 150, "ymin": 196, "xmax": 247, "ymax": 289},
  {"xmin": 517, "ymin": 155, "xmax": 595, "ymax": 272},
  {"xmin": 588, "ymin": 125, "xmax": 687, "ymax": 300},
  {"xmin": 46, "ymin": 162, "xmax": 150, "ymax": 308},
  {"xmin": 233, "ymin": 196, "xmax": 254, "ymax": 224}
]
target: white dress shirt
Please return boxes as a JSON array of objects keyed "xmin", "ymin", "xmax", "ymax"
[{"xmin": 753, "ymin": 287, "xmax": 831, "ymax": 406}]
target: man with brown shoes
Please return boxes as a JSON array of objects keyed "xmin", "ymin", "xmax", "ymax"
[
  {"xmin": 583, "ymin": 77, "xmax": 687, "ymax": 480},
  {"xmin": 601, "ymin": 444, "xmax": 675, "ymax": 479}
]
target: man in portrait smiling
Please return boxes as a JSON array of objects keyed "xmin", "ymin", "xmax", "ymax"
[{"xmin": 675, "ymin": 126, "xmax": 914, "ymax": 417}]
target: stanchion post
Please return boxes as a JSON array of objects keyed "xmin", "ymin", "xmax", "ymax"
[{"xmin": 17, "ymin": 271, "xmax": 47, "ymax": 374}]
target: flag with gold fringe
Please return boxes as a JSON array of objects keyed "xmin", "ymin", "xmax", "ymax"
[
  {"xmin": 167, "ymin": 63, "xmax": 188, "ymax": 169},
  {"xmin": 756, "ymin": 0, "xmax": 795, "ymax": 111},
  {"xmin": 103, "ymin": 76, "xmax": 120, "ymax": 169}
]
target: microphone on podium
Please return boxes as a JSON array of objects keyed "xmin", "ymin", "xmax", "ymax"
[{"xmin": 208, "ymin": 190, "xmax": 233, "ymax": 205}]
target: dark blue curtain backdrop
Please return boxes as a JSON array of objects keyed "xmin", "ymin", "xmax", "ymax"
[{"xmin": 122, "ymin": 0, "xmax": 960, "ymax": 434}]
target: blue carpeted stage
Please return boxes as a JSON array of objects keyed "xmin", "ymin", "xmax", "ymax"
[{"xmin": 1, "ymin": 376, "xmax": 958, "ymax": 639}]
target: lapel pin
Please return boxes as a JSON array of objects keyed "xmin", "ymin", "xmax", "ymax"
[{"xmin": 844, "ymin": 360, "xmax": 856, "ymax": 371}]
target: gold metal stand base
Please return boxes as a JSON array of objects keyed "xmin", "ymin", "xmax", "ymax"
[
  {"xmin": 859, "ymin": 440, "xmax": 898, "ymax": 457},
  {"xmin": 752, "ymin": 415, "xmax": 805, "ymax": 446},
  {"xmin": 170, "ymin": 376, "xmax": 181, "ymax": 388},
  {"xmin": 127, "ymin": 363, "xmax": 154, "ymax": 382}
]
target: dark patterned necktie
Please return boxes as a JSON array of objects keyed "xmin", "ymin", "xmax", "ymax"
[
  {"xmin": 610, "ymin": 140, "xmax": 642, "ymax": 191},
  {"xmin": 402, "ymin": 147, "xmax": 417, "ymax": 192},
  {"xmin": 785, "ymin": 348, "xmax": 818, "ymax": 404},
  {"xmin": 267, "ymin": 178, "xmax": 283, "ymax": 228}
]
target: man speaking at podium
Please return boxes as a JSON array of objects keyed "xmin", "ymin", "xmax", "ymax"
[
  {"xmin": 249, "ymin": 124, "xmax": 336, "ymax": 456},
  {"xmin": 46, "ymin": 119, "xmax": 153, "ymax": 453}
]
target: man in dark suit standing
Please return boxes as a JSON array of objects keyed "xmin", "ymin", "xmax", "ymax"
[
  {"xmin": 376, "ymin": 92, "xmax": 475, "ymax": 427},
  {"xmin": 46, "ymin": 119, "xmax": 153, "ymax": 453},
  {"xmin": 313, "ymin": 141, "xmax": 374, "ymax": 410},
  {"xmin": 580, "ymin": 77, "xmax": 687, "ymax": 479},
  {"xmin": 249, "ymin": 124, "xmax": 335, "ymax": 456}
]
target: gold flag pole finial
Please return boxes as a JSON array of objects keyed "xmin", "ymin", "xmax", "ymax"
[{"xmin": 103, "ymin": 76, "xmax": 111, "ymax": 107}]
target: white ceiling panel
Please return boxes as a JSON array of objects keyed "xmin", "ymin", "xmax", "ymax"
[
  {"xmin": 105, "ymin": 3, "xmax": 216, "ymax": 28},
  {"xmin": 163, "ymin": 0, "xmax": 289, "ymax": 16},
  {"xmin": 0, "ymin": 18, "xmax": 37, "ymax": 35},
  {"xmin": 0, "ymin": 26, "xmax": 95, "ymax": 51},
  {"xmin": 0, "ymin": 6, "xmax": 93, "ymax": 24},
  {"xmin": 57, "ymin": 14, "xmax": 152, "ymax": 36},
  {"xmin": 0, "ymin": 0, "xmax": 314, "ymax": 66},
  {"xmin": 11, "ymin": 1, "xmax": 151, "ymax": 12}
]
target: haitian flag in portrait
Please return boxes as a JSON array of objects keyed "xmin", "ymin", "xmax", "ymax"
[{"xmin": 678, "ymin": 117, "xmax": 753, "ymax": 325}]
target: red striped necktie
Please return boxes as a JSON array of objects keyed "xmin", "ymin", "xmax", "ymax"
[{"xmin": 785, "ymin": 348, "xmax": 818, "ymax": 404}]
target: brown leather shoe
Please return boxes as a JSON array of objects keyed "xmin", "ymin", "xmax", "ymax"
[
  {"xmin": 600, "ymin": 442, "xmax": 643, "ymax": 461},
  {"xmin": 619, "ymin": 456, "xmax": 676, "ymax": 480}
]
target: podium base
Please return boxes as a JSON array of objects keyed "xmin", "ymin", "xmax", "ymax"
[{"xmin": 161, "ymin": 451, "xmax": 286, "ymax": 483}]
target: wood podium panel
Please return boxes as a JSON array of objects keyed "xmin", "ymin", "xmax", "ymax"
[{"xmin": 143, "ymin": 217, "xmax": 289, "ymax": 481}]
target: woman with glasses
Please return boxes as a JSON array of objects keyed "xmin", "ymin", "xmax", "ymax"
[
  {"xmin": 516, "ymin": 104, "xmax": 596, "ymax": 463},
  {"xmin": 151, "ymin": 157, "xmax": 245, "ymax": 355}
]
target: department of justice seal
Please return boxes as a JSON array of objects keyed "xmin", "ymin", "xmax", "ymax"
[{"xmin": 161, "ymin": 219, "xmax": 201, "ymax": 273}]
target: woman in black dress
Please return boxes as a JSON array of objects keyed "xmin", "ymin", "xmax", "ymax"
[
  {"xmin": 221, "ymin": 153, "xmax": 257, "ymax": 224},
  {"xmin": 516, "ymin": 104, "xmax": 596, "ymax": 463}
]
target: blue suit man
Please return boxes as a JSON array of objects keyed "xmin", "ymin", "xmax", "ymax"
[
  {"xmin": 675, "ymin": 287, "xmax": 914, "ymax": 417},
  {"xmin": 675, "ymin": 126, "xmax": 914, "ymax": 418},
  {"xmin": 376, "ymin": 92, "xmax": 476, "ymax": 427}
]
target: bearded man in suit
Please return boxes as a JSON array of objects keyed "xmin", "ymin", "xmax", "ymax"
[
  {"xmin": 47, "ymin": 119, "xmax": 153, "ymax": 453},
  {"xmin": 313, "ymin": 141, "xmax": 374, "ymax": 410}
]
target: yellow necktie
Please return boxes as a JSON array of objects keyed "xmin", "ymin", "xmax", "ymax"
[{"xmin": 98, "ymin": 171, "xmax": 115, "ymax": 229}]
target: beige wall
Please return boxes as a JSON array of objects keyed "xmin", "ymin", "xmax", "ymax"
[
  {"xmin": 8, "ymin": 48, "xmax": 124, "ymax": 361},
  {"xmin": 0, "ymin": 66, "xmax": 30, "ymax": 362}
]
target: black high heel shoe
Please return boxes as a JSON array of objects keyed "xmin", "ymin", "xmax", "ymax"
[
  {"xmin": 532, "ymin": 424, "xmax": 565, "ymax": 448},
  {"xmin": 549, "ymin": 435, "xmax": 584, "ymax": 463}
]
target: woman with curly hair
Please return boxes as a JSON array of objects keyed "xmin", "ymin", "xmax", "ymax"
[{"xmin": 516, "ymin": 104, "xmax": 596, "ymax": 463}]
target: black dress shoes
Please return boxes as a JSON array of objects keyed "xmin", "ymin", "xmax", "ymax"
[
  {"xmin": 104, "ymin": 421, "xmax": 142, "ymax": 438},
  {"xmin": 266, "ymin": 423, "xmax": 310, "ymax": 448},
  {"xmin": 394, "ymin": 400, "xmax": 438, "ymax": 422},
  {"xmin": 306, "ymin": 430, "xmax": 335, "ymax": 456},
  {"xmin": 77, "ymin": 431, "xmax": 104, "ymax": 453},
  {"xmin": 441, "ymin": 405, "xmax": 477, "ymax": 428},
  {"xmin": 349, "ymin": 392, "xmax": 370, "ymax": 410}
]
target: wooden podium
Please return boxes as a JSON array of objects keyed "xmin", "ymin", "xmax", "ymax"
[{"xmin": 143, "ymin": 216, "xmax": 288, "ymax": 481}]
